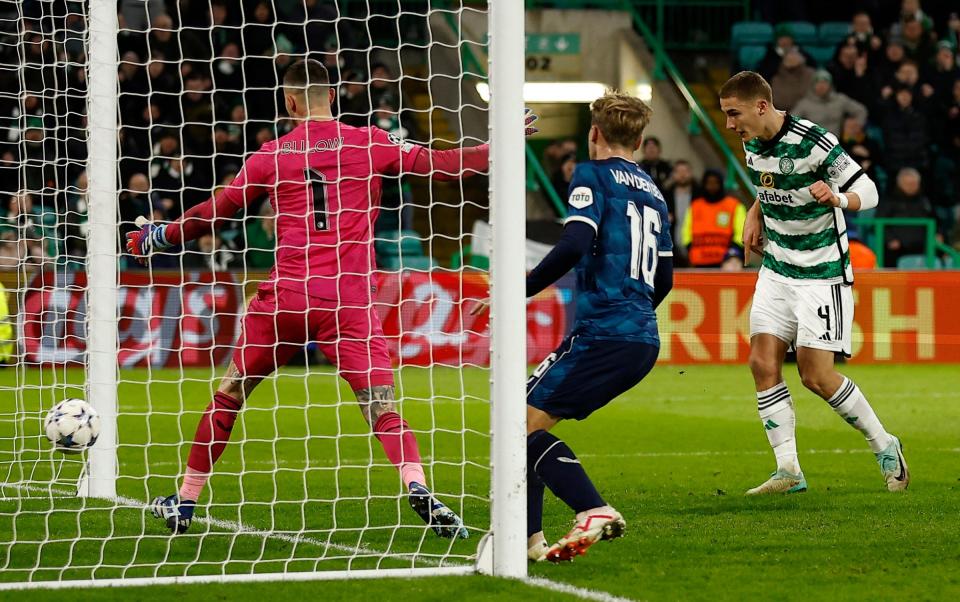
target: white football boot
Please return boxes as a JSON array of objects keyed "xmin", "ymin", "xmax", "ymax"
[
  {"xmin": 876, "ymin": 435, "xmax": 910, "ymax": 492},
  {"xmin": 745, "ymin": 468, "xmax": 807, "ymax": 496},
  {"xmin": 545, "ymin": 506, "xmax": 625, "ymax": 562}
]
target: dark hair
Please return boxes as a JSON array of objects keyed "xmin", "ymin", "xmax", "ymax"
[
  {"xmin": 643, "ymin": 136, "xmax": 661, "ymax": 148},
  {"xmin": 283, "ymin": 59, "xmax": 330, "ymax": 96},
  {"xmin": 719, "ymin": 71, "xmax": 773, "ymax": 103}
]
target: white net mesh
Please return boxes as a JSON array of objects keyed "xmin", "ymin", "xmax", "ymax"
[{"xmin": 0, "ymin": 0, "xmax": 500, "ymax": 585}]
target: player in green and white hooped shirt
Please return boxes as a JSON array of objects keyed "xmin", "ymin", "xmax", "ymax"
[{"xmin": 719, "ymin": 71, "xmax": 909, "ymax": 494}]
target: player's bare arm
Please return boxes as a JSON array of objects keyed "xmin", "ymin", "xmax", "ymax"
[{"xmin": 742, "ymin": 200, "xmax": 764, "ymax": 264}]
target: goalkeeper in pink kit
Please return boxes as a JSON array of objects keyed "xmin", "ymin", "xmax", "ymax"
[{"xmin": 127, "ymin": 59, "xmax": 537, "ymax": 537}]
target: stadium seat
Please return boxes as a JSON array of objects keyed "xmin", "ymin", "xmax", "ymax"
[
  {"xmin": 818, "ymin": 21, "xmax": 851, "ymax": 47},
  {"xmin": 896, "ymin": 254, "xmax": 943, "ymax": 269},
  {"xmin": 778, "ymin": 21, "xmax": 818, "ymax": 47},
  {"xmin": 738, "ymin": 45, "xmax": 767, "ymax": 71},
  {"xmin": 807, "ymin": 45, "xmax": 836, "ymax": 67},
  {"xmin": 731, "ymin": 22, "xmax": 774, "ymax": 50}
]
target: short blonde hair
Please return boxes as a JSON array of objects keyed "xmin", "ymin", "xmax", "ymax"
[{"xmin": 590, "ymin": 90, "xmax": 653, "ymax": 148}]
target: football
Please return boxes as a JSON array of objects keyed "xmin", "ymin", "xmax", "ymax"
[{"xmin": 44, "ymin": 398, "xmax": 101, "ymax": 454}]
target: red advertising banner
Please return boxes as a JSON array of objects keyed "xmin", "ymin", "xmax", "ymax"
[
  {"xmin": 19, "ymin": 270, "xmax": 570, "ymax": 368},
  {"xmin": 659, "ymin": 271, "xmax": 960, "ymax": 364},
  {"xmin": 373, "ymin": 270, "xmax": 568, "ymax": 366},
  {"xmin": 21, "ymin": 271, "xmax": 243, "ymax": 367},
  {"xmin": 18, "ymin": 270, "xmax": 960, "ymax": 368}
]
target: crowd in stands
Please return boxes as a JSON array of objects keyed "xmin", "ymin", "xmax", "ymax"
[
  {"xmin": 2, "ymin": 0, "xmax": 958, "ymax": 274},
  {"xmin": 0, "ymin": 0, "xmax": 418, "ymax": 272},
  {"xmin": 744, "ymin": 0, "xmax": 960, "ymax": 267}
]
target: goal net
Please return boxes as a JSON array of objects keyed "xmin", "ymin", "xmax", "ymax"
[{"xmin": 0, "ymin": 0, "xmax": 528, "ymax": 588}]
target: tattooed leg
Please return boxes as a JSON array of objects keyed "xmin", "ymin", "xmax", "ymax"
[
  {"xmin": 354, "ymin": 384, "xmax": 396, "ymax": 425},
  {"xmin": 217, "ymin": 361, "xmax": 262, "ymax": 401},
  {"xmin": 356, "ymin": 384, "xmax": 427, "ymax": 489}
]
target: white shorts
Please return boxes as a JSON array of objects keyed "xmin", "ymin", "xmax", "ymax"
[{"xmin": 750, "ymin": 272, "xmax": 853, "ymax": 357}]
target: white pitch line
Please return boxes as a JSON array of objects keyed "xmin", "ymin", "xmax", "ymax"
[
  {"xmin": 1, "ymin": 483, "xmax": 469, "ymax": 570},
  {"xmin": 524, "ymin": 576, "xmax": 638, "ymax": 602}
]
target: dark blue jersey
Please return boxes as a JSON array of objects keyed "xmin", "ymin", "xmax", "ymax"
[{"xmin": 563, "ymin": 157, "xmax": 673, "ymax": 345}]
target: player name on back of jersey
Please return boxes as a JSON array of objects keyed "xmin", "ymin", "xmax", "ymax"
[
  {"xmin": 279, "ymin": 137, "xmax": 344, "ymax": 154},
  {"xmin": 610, "ymin": 168, "xmax": 664, "ymax": 201}
]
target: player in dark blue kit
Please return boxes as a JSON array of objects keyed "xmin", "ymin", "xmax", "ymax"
[{"xmin": 523, "ymin": 91, "xmax": 673, "ymax": 562}]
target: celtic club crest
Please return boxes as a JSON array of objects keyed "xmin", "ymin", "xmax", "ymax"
[{"xmin": 779, "ymin": 157, "xmax": 795, "ymax": 174}]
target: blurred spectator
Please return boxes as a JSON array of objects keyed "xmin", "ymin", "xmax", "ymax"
[
  {"xmin": 63, "ymin": 171, "xmax": 88, "ymax": 261},
  {"xmin": 839, "ymin": 116, "xmax": 882, "ymax": 186},
  {"xmin": 927, "ymin": 42, "xmax": 960, "ymax": 108},
  {"xmin": 792, "ymin": 70, "xmax": 868, "ymax": 136},
  {"xmin": 899, "ymin": 16, "xmax": 936, "ymax": 65},
  {"xmin": 771, "ymin": 48, "xmax": 815, "ymax": 111},
  {"xmin": 369, "ymin": 63, "xmax": 399, "ymax": 111},
  {"xmin": 212, "ymin": 42, "xmax": 243, "ymax": 94},
  {"xmin": 877, "ymin": 39, "xmax": 907, "ymax": 86},
  {"xmin": 639, "ymin": 137, "xmax": 671, "ymax": 189},
  {"xmin": 881, "ymin": 61, "xmax": 934, "ymax": 109},
  {"xmin": 663, "ymin": 159, "xmax": 697, "ymax": 254},
  {"xmin": 119, "ymin": 173, "xmax": 153, "ymax": 241},
  {"xmin": 338, "ymin": 69, "xmax": 370, "ymax": 127},
  {"xmin": 889, "ymin": 0, "xmax": 935, "ymax": 38},
  {"xmin": 244, "ymin": 201, "xmax": 276, "ymax": 269},
  {"xmin": 148, "ymin": 14, "xmax": 181, "ymax": 63},
  {"xmin": 757, "ymin": 27, "xmax": 813, "ymax": 82},
  {"xmin": 876, "ymin": 168, "xmax": 935, "ymax": 267},
  {"xmin": 551, "ymin": 152, "xmax": 577, "ymax": 202},
  {"xmin": 881, "ymin": 85, "xmax": 929, "ymax": 175},
  {"xmin": 844, "ymin": 11, "xmax": 884, "ymax": 60},
  {"xmin": 829, "ymin": 45, "xmax": 878, "ymax": 113},
  {"xmin": 945, "ymin": 78, "xmax": 960, "ymax": 161},
  {"xmin": 183, "ymin": 233, "xmax": 238, "ymax": 271},
  {"xmin": 947, "ymin": 13, "xmax": 960, "ymax": 51},
  {"xmin": 541, "ymin": 139, "xmax": 578, "ymax": 178},
  {"xmin": 209, "ymin": 1, "xmax": 240, "ymax": 53},
  {"xmin": 681, "ymin": 170, "xmax": 745, "ymax": 268}
]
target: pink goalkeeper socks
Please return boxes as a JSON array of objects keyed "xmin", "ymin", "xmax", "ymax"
[
  {"xmin": 373, "ymin": 411, "xmax": 427, "ymax": 488},
  {"xmin": 179, "ymin": 467, "xmax": 209, "ymax": 502},
  {"xmin": 179, "ymin": 391, "xmax": 243, "ymax": 501}
]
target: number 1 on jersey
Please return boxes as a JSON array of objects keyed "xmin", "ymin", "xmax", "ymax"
[
  {"xmin": 626, "ymin": 201, "xmax": 661, "ymax": 287},
  {"xmin": 305, "ymin": 168, "xmax": 328, "ymax": 231}
]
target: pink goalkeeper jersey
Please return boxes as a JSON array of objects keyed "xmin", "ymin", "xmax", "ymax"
[{"xmin": 221, "ymin": 120, "xmax": 422, "ymax": 302}]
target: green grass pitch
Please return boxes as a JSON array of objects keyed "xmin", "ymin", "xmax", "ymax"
[{"xmin": 1, "ymin": 363, "xmax": 959, "ymax": 601}]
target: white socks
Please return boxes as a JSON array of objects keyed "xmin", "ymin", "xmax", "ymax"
[
  {"xmin": 757, "ymin": 382, "xmax": 800, "ymax": 475},
  {"xmin": 827, "ymin": 377, "xmax": 893, "ymax": 453}
]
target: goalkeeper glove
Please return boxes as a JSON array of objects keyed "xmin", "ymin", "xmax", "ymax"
[
  {"xmin": 525, "ymin": 107, "xmax": 540, "ymax": 137},
  {"xmin": 125, "ymin": 216, "xmax": 173, "ymax": 264}
]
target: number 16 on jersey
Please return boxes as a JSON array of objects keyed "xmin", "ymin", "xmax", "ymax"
[{"xmin": 626, "ymin": 201, "xmax": 662, "ymax": 287}]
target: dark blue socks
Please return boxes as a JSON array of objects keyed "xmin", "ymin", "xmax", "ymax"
[{"xmin": 527, "ymin": 429, "xmax": 605, "ymax": 521}]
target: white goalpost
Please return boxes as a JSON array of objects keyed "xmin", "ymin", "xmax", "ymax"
[{"xmin": 0, "ymin": 0, "xmax": 526, "ymax": 589}]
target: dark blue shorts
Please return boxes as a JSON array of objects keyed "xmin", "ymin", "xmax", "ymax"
[{"xmin": 526, "ymin": 335, "xmax": 659, "ymax": 420}]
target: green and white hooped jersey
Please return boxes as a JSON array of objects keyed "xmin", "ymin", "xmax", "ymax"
[{"xmin": 744, "ymin": 113, "xmax": 863, "ymax": 284}]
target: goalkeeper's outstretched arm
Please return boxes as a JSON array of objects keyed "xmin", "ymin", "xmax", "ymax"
[{"xmin": 125, "ymin": 154, "xmax": 267, "ymax": 260}]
